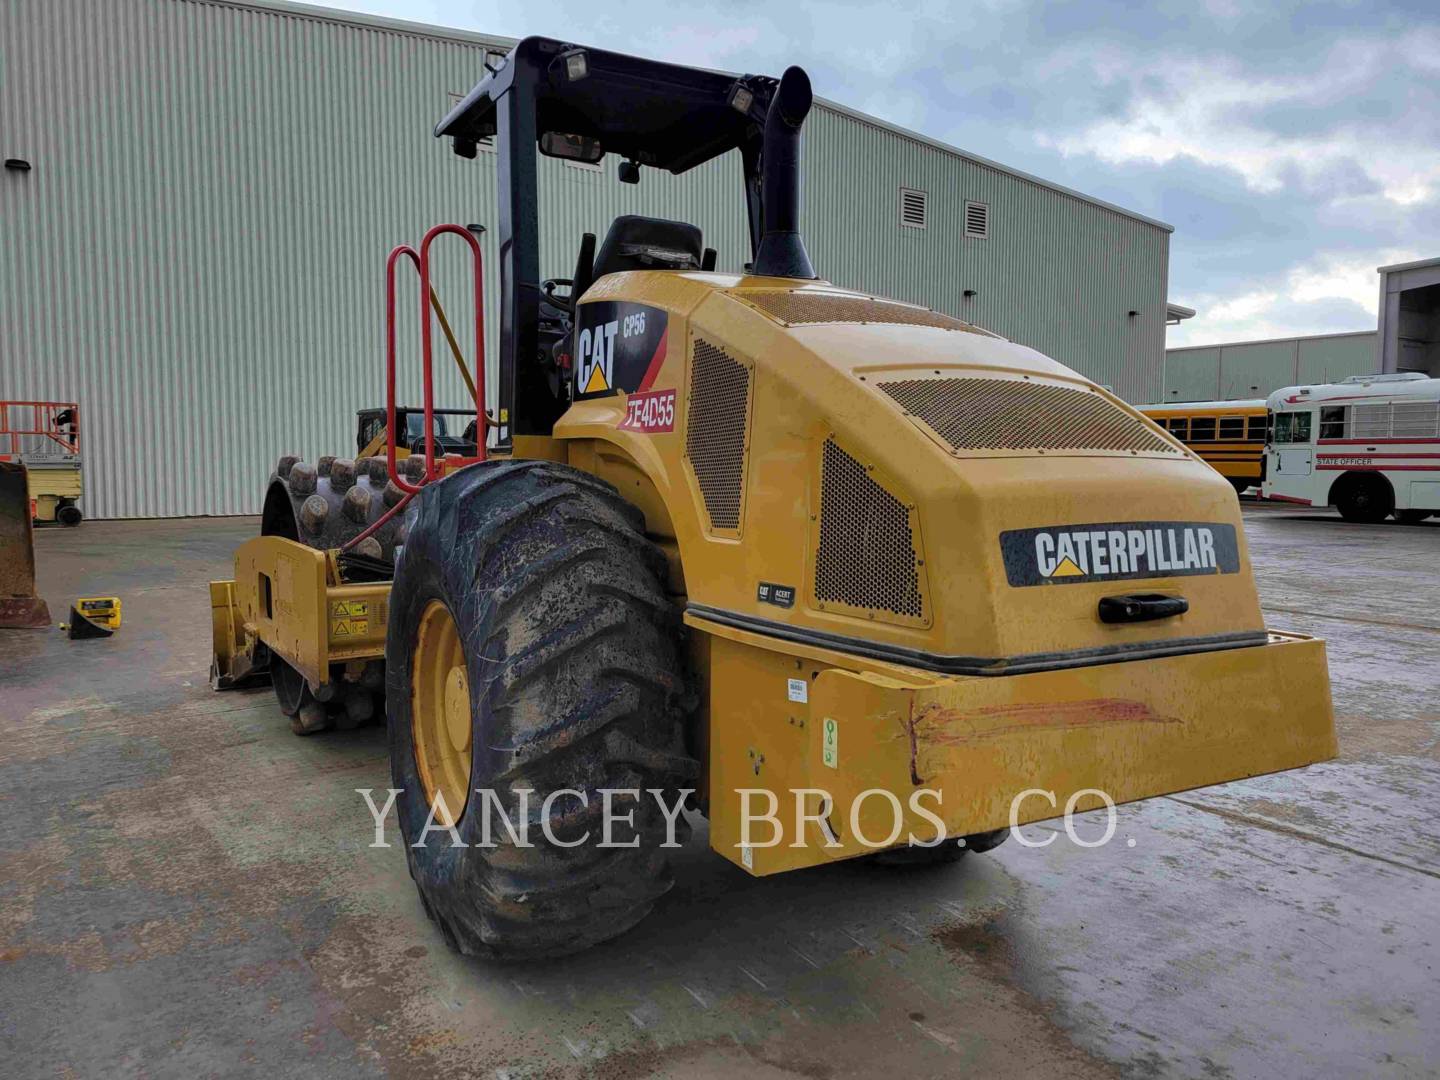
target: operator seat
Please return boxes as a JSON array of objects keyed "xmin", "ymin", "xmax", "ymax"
[{"xmin": 591, "ymin": 215, "xmax": 704, "ymax": 279}]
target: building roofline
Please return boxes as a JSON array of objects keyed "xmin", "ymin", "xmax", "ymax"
[
  {"xmin": 1378, "ymin": 256, "xmax": 1440, "ymax": 274},
  {"xmin": 1166, "ymin": 329, "xmax": 1376, "ymax": 354},
  {"xmin": 188, "ymin": 0, "xmax": 512, "ymax": 48},
  {"xmin": 810, "ymin": 98, "xmax": 1172, "ymax": 233},
  {"xmin": 191, "ymin": 0, "xmax": 1172, "ymax": 234}
]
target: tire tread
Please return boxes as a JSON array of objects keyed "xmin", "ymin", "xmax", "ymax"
[{"xmin": 387, "ymin": 460, "xmax": 697, "ymax": 959}]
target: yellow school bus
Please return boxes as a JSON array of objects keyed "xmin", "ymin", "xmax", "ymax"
[{"xmin": 1140, "ymin": 400, "xmax": 1268, "ymax": 494}]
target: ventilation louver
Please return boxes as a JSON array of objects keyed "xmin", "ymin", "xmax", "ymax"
[
  {"xmin": 964, "ymin": 201, "xmax": 989, "ymax": 239},
  {"xmin": 686, "ymin": 339, "xmax": 751, "ymax": 533},
  {"xmin": 813, "ymin": 439, "xmax": 926, "ymax": 623},
  {"xmin": 900, "ymin": 187, "xmax": 927, "ymax": 229},
  {"xmin": 878, "ymin": 378, "xmax": 1177, "ymax": 454}
]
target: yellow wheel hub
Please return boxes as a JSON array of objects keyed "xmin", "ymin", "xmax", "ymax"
[{"xmin": 412, "ymin": 600, "xmax": 472, "ymax": 827}]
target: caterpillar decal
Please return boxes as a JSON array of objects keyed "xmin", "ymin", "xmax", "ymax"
[
  {"xmin": 574, "ymin": 301, "xmax": 669, "ymax": 400},
  {"xmin": 1000, "ymin": 521, "xmax": 1241, "ymax": 587}
]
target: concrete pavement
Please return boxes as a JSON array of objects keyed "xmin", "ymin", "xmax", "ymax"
[{"xmin": 0, "ymin": 505, "xmax": 1435, "ymax": 1078}]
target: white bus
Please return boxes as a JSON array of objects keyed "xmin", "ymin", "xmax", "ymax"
[{"xmin": 1262, "ymin": 372, "xmax": 1440, "ymax": 523}]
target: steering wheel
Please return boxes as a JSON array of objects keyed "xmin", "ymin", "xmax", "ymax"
[{"xmin": 541, "ymin": 277, "xmax": 574, "ymax": 311}]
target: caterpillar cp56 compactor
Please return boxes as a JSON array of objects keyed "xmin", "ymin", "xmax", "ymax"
[{"xmin": 211, "ymin": 38, "xmax": 1337, "ymax": 959}]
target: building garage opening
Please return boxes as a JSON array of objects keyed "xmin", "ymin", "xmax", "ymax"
[{"xmin": 1379, "ymin": 257, "xmax": 1440, "ymax": 377}]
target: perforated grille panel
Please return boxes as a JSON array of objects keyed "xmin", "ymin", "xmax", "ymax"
[
  {"xmin": 736, "ymin": 291, "xmax": 995, "ymax": 335},
  {"xmin": 814, "ymin": 439, "xmax": 924, "ymax": 620},
  {"xmin": 686, "ymin": 339, "xmax": 751, "ymax": 532},
  {"xmin": 879, "ymin": 377, "xmax": 1177, "ymax": 454}
]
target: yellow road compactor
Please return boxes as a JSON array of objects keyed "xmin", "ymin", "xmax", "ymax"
[{"xmin": 212, "ymin": 39, "xmax": 1337, "ymax": 959}]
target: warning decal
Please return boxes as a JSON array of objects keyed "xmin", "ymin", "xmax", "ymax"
[
  {"xmin": 999, "ymin": 521, "xmax": 1240, "ymax": 587},
  {"xmin": 617, "ymin": 388, "xmax": 676, "ymax": 433},
  {"xmin": 330, "ymin": 599, "xmax": 370, "ymax": 638}
]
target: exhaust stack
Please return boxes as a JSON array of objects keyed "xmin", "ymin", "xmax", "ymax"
[{"xmin": 753, "ymin": 66, "xmax": 817, "ymax": 279}]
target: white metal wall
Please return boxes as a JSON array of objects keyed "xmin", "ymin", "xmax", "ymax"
[{"xmin": 0, "ymin": 0, "xmax": 1171, "ymax": 518}]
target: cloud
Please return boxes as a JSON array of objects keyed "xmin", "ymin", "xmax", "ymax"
[
  {"xmin": 1167, "ymin": 247, "xmax": 1423, "ymax": 346},
  {"xmin": 1042, "ymin": 37, "xmax": 1440, "ymax": 207},
  {"xmin": 333, "ymin": 0, "xmax": 1438, "ymax": 349},
  {"xmin": 1288, "ymin": 251, "xmax": 1405, "ymax": 310}
]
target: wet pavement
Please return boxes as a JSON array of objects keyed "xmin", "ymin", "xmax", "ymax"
[{"xmin": 1, "ymin": 503, "xmax": 1436, "ymax": 1078}]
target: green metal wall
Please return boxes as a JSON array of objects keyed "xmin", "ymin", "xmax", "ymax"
[
  {"xmin": 1296, "ymin": 332, "xmax": 1380, "ymax": 385},
  {"xmin": 1162, "ymin": 332, "xmax": 1378, "ymax": 403},
  {"xmin": 1, "ymin": 0, "xmax": 1171, "ymax": 518},
  {"xmin": 1161, "ymin": 347, "xmax": 1222, "ymax": 403},
  {"xmin": 802, "ymin": 105, "xmax": 1170, "ymax": 401}
]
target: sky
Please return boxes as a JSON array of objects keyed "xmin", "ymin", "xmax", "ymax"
[{"xmin": 334, "ymin": 0, "xmax": 1438, "ymax": 347}]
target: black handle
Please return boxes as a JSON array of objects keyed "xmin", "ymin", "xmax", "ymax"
[{"xmin": 1098, "ymin": 593, "xmax": 1188, "ymax": 624}]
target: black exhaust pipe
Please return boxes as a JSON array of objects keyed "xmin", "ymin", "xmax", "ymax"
[{"xmin": 753, "ymin": 66, "xmax": 817, "ymax": 279}]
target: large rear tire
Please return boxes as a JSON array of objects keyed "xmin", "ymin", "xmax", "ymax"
[{"xmin": 386, "ymin": 460, "xmax": 699, "ymax": 959}]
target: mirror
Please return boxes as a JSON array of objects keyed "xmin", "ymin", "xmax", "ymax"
[{"xmin": 539, "ymin": 131, "xmax": 603, "ymax": 164}]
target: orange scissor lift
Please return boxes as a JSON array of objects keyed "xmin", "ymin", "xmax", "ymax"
[{"xmin": 0, "ymin": 400, "xmax": 84, "ymax": 526}]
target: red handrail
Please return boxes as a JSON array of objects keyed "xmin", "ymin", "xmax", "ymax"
[
  {"xmin": 384, "ymin": 244, "xmax": 422, "ymax": 495},
  {"xmin": 342, "ymin": 229, "xmax": 487, "ymax": 557},
  {"xmin": 383, "ymin": 224, "xmax": 487, "ymax": 497}
]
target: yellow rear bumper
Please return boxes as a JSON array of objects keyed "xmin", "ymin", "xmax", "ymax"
[{"xmin": 691, "ymin": 613, "xmax": 1336, "ymax": 874}]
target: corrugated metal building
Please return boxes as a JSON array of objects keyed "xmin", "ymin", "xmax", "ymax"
[
  {"xmin": 1, "ymin": 0, "xmax": 1174, "ymax": 518},
  {"xmin": 1161, "ymin": 331, "xmax": 1377, "ymax": 404}
]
